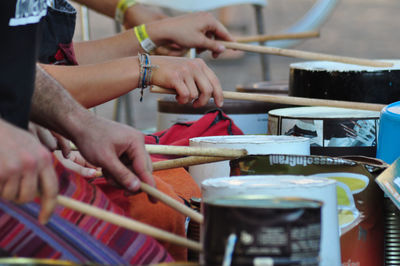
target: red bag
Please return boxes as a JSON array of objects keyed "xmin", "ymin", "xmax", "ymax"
[{"xmin": 145, "ymin": 110, "xmax": 243, "ymax": 160}]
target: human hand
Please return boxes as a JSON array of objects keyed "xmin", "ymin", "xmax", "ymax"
[
  {"xmin": 0, "ymin": 120, "xmax": 58, "ymax": 224},
  {"xmin": 150, "ymin": 56, "xmax": 224, "ymax": 107},
  {"xmin": 71, "ymin": 116, "xmax": 154, "ymax": 194},
  {"xmin": 53, "ymin": 150, "xmax": 102, "ymax": 178},
  {"xmin": 147, "ymin": 12, "xmax": 234, "ymax": 58},
  {"xmin": 29, "ymin": 122, "xmax": 71, "ymax": 157}
]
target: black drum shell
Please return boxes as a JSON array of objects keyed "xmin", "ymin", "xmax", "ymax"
[{"xmin": 289, "ymin": 61, "xmax": 400, "ymax": 104}]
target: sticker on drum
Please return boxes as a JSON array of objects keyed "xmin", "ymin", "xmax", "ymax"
[
  {"xmin": 202, "ymin": 196, "xmax": 322, "ymax": 266},
  {"xmin": 201, "ymin": 175, "xmax": 340, "ymax": 266},
  {"xmin": 268, "ymin": 106, "xmax": 380, "ymax": 157}
]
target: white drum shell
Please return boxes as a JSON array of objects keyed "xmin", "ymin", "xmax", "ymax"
[
  {"xmin": 201, "ymin": 175, "xmax": 340, "ymax": 266},
  {"xmin": 268, "ymin": 106, "xmax": 380, "ymax": 157},
  {"xmin": 189, "ymin": 135, "xmax": 310, "ymax": 185}
]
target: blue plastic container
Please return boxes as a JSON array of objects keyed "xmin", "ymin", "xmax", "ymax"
[{"xmin": 377, "ymin": 101, "xmax": 400, "ymax": 163}]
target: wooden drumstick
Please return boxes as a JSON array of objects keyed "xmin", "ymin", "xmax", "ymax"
[
  {"xmin": 75, "ymin": 172, "xmax": 204, "ymax": 223},
  {"xmin": 150, "ymin": 86, "xmax": 386, "ymax": 112},
  {"xmin": 152, "ymin": 156, "xmax": 232, "ymax": 171},
  {"xmin": 236, "ymin": 31, "xmax": 320, "ymax": 43},
  {"xmin": 218, "ymin": 41, "xmax": 393, "ymax": 68},
  {"xmin": 56, "ymin": 195, "xmax": 202, "ymax": 251},
  {"xmin": 145, "ymin": 144, "xmax": 247, "ymax": 157}
]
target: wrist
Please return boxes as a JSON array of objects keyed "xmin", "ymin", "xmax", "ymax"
[
  {"xmin": 137, "ymin": 53, "xmax": 159, "ymax": 101},
  {"xmin": 134, "ymin": 24, "xmax": 157, "ymax": 54},
  {"xmin": 61, "ymin": 107, "xmax": 95, "ymax": 144},
  {"xmin": 145, "ymin": 21, "xmax": 172, "ymax": 47},
  {"xmin": 115, "ymin": 0, "xmax": 137, "ymax": 25}
]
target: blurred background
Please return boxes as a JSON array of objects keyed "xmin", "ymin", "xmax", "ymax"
[{"xmin": 71, "ymin": 0, "xmax": 400, "ymax": 130}]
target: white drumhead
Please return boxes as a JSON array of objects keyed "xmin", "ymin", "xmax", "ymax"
[{"xmin": 290, "ymin": 60, "xmax": 400, "ymax": 72}]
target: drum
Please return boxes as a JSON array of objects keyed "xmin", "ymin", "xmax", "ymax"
[
  {"xmin": 202, "ymin": 195, "xmax": 322, "ymax": 266},
  {"xmin": 230, "ymin": 154, "xmax": 386, "ymax": 266},
  {"xmin": 268, "ymin": 106, "xmax": 380, "ymax": 157},
  {"xmin": 377, "ymin": 101, "xmax": 400, "ymax": 164},
  {"xmin": 202, "ymin": 175, "xmax": 339, "ymax": 266},
  {"xmin": 188, "ymin": 135, "xmax": 310, "ymax": 185},
  {"xmin": 289, "ymin": 60, "xmax": 400, "ymax": 104}
]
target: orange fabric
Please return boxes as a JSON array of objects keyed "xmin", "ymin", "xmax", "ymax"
[
  {"xmin": 128, "ymin": 168, "xmax": 201, "ymax": 261},
  {"xmin": 97, "ymin": 167, "xmax": 200, "ymax": 261},
  {"xmin": 153, "ymin": 168, "xmax": 201, "ymax": 201}
]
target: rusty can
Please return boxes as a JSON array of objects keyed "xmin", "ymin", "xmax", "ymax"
[{"xmin": 201, "ymin": 196, "xmax": 322, "ymax": 266}]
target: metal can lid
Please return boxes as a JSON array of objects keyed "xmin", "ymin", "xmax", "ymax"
[
  {"xmin": 204, "ymin": 195, "xmax": 322, "ymax": 209},
  {"xmin": 0, "ymin": 258, "xmax": 75, "ymax": 265}
]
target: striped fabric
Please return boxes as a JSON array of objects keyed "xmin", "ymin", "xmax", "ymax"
[
  {"xmin": 0, "ymin": 159, "xmax": 173, "ymax": 265},
  {"xmin": 0, "ymin": 200, "xmax": 128, "ymax": 264}
]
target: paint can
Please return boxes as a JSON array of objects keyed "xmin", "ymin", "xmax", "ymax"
[
  {"xmin": 377, "ymin": 101, "xmax": 400, "ymax": 164},
  {"xmin": 201, "ymin": 175, "xmax": 339, "ymax": 266},
  {"xmin": 188, "ymin": 135, "xmax": 310, "ymax": 185},
  {"xmin": 289, "ymin": 60, "xmax": 400, "ymax": 104},
  {"xmin": 230, "ymin": 154, "xmax": 386, "ymax": 266},
  {"xmin": 202, "ymin": 195, "xmax": 322, "ymax": 266},
  {"xmin": 268, "ymin": 106, "xmax": 380, "ymax": 157}
]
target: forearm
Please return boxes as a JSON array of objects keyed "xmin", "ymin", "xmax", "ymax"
[
  {"xmin": 74, "ymin": 30, "xmax": 141, "ymax": 65},
  {"xmin": 39, "ymin": 57, "xmax": 140, "ymax": 108},
  {"xmin": 31, "ymin": 64, "xmax": 94, "ymax": 143},
  {"xmin": 72, "ymin": 0, "xmax": 167, "ymax": 28}
]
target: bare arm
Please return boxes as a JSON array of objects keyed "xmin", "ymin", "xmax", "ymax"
[
  {"xmin": 74, "ymin": 12, "xmax": 233, "ymax": 65},
  {"xmin": 39, "ymin": 58, "xmax": 140, "ymax": 108},
  {"xmin": 31, "ymin": 64, "xmax": 155, "ymax": 192},
  {"xmin": 41, "ymin": 54, "xmax": 224, "ymax": 109},
  {"xmin": 71, "ymin": 0, "xmax": 167, "ymax": 28}
]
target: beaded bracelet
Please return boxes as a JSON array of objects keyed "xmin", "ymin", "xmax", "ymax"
[{"xmin": 138, "ymin": 53, "xmax": 158, "ymax": 101}]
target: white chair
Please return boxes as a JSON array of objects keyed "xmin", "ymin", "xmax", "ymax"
[{"xmin": 267, "ymin": 0, "xmax": 338, "ymax": 48}]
